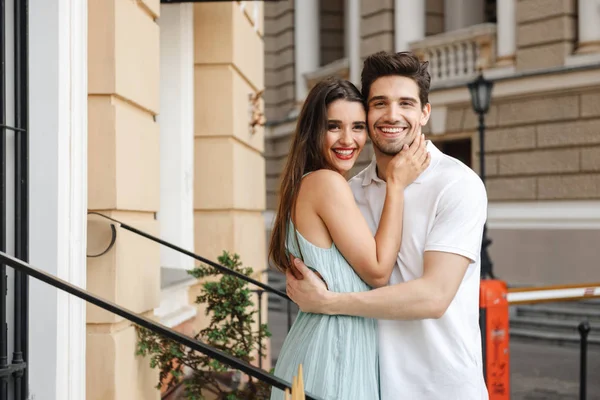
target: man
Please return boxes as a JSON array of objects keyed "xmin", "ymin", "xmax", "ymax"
[{"xmin": 286, "ymin": 51, "xmax": 489, "ymax": 399}]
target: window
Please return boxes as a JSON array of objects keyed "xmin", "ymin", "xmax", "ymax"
[{"xmin": 436, "ymin": 138, "xmax": 472, "ymax": 167}]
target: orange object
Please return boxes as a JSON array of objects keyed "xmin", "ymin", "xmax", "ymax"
[{"xmin": 479, "ymin": 279, "xmax": 510, "ymax": 399}]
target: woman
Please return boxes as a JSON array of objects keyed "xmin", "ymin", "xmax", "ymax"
[{"xmin": 268, "ymin": 77, "xmax": 429, "ymax": 400}]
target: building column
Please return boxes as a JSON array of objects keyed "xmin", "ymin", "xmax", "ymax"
[
  {"xmin": 158, "ymin": 3, "xmax": 195, "ymax": 271},
  {"xmin": 294, "ymin": 0, "xmax": 320, "ymax": 102},
  {"xmin": 86, "ymin": 0, "xmax": 161, "ymax": 398},
  {"xmin": 577, "ymin": 0, "xmax": 600, "ymax": 54},
  {"xmin": 193, "ymin": 1, "xmax": 268, "ymax": 367},
  {"xmin": 496, "ymin": 0, "xmax": 516, "ymax": 65},
  {"xmin": 444, "ymin": 0, "xmax": 485, "ymax": 32},
  {"xmin": 394, "ymin": 0, "xmax": 425, "ymax": 52},
  {"xmin": 345, "ymin": 0, "xmax": 361, "ymax": 86},
  {"xmin": 29, "ymin": 0, "xmax": 87, "ymax": 399}
]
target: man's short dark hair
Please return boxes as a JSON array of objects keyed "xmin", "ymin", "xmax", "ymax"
[{"xmin": 361, "ymin": 51, "xmax": 431, "ymax": 107}]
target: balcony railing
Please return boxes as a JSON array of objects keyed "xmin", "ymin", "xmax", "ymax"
[{"xmin": 410, "ymin": 23, "xmax": 497, "ymax": 88}]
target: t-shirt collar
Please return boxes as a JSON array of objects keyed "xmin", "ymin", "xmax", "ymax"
[{"xmin": 361, "ymin": 140, "xmax": 442, "ymax": 187}]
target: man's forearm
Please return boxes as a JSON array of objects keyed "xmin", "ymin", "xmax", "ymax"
[{"xmin": 322, "ymin": 279, "xmax": 444, "ymax": 320}]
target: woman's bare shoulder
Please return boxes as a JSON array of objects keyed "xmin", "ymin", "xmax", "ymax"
[
  {"xmin": 299, "ymin": 169, "xmax": 354, "ymax": 205},
  {"xmin": 302, "ymin": 169, "xmax": 348, "ymax": 188}
]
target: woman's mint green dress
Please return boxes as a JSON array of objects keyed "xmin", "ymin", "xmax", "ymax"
[{"xmin": 270, "ymin": 222, "xmax": 379, "ymax": 400}]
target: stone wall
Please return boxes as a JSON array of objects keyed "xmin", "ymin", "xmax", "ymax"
[
  {"xmin": 445, "ymin": 90, "xmax": 600, "ymax": 201},
  {"xmin": 427, "ymin": 0, "xmax": 445, "ymax": 36},
  {"xmin": 360, "ymin": 0, "xmax": 394, "ymax": 60},
  {"xmin": 516, "ymin": 0, "xmax": 577, "ymax": 70},
  {"xmin": 321, "ymin": 0, "xmax": 345, "ymax": 65},
  {"xmin": 264, "ymin": 0, "xmax": 295, "ymax": 121}
]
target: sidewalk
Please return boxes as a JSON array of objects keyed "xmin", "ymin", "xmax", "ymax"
[{"xmin": 510, "ymin": 339, "xmax": 600, "ymax": 400}]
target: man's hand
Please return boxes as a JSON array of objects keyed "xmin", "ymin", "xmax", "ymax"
[
  {"xmin": 286, "ymin": 258, "xmax": 333, "ymax": 314},
  {"xmin": 288, "ymin": 255, "xmax": 304, "ymax": 280}
]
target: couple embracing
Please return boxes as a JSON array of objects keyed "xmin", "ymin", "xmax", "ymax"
[{"xmin": 268, "ymin": 51, "xmax": 489, "ymax": 400}]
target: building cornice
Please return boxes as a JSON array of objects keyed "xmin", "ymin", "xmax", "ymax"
[
  {"xmin": 430, "ymin": 63, "xmax": 600, "ymax": 106},
  {"xmin": 488, "ymin": 201, "xmax": 600, "ymax": 230}
]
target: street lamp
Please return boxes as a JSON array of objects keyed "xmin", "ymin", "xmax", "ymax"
[{"xmin": 468, "ymin": 74, "xmax": 495, "ymax": 280}]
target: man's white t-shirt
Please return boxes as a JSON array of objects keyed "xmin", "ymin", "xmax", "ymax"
[{"xmin": 349, "ymin": 142, "xmax": 489, "ymax": 400}]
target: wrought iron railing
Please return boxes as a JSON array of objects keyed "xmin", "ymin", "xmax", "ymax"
[
  {"xmin": 88, "ymin": 212, "xmax": 297, "ymax": 369},
  {"xmin": 89, "ymin": 212, "xmax": 288, "ymax": 299},
  {"xmin": 0, "ymin": 0, "xmax": 29, "ymax": 398},
  {"xmin": 0, "ymin": 251, "xmax": 321, "ymax": 399}
]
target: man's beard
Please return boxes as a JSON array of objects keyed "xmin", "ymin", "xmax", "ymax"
[
  {"xmin": 372, "ymin": 139, "xmax": 404, "ymax": 156},
  {"xmin": 370, "ymin": 130, "xmax": 418, "ymax": 156}
]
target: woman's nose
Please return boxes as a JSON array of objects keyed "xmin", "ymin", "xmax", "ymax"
[{"xmin": 339, "ymin": 126, "xmax": 354, "ymax": 145}]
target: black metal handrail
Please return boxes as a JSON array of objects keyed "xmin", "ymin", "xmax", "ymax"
[
  {"xmin": 88, "ymin": 212, "xmax": 298, "ymax": 370},
  {"xmin": 0, "ymin": 251, "xmax": 321, "ymax": 400},
  {"xmin": 88, "ymin": 212, "xmax": 289, "ymax": 300}
]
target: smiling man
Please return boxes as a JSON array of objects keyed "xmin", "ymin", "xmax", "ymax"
[{"xmin": 286, "ymin": 52, "xmax": 489, "ymax": 400}]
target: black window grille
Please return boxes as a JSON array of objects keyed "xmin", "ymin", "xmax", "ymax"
[{"xmin": 0, "ymin": 0, "xmax": 29, "ymax": 398}]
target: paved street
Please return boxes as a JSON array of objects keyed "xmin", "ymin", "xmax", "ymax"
[{"xmin": 510, "ymin": 339, "xmax": 600, "ymax": 400}]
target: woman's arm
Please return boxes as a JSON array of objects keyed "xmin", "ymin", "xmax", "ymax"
[{"xmin": 305, "ymin": 137, "xmax": 429, "ymax": 287}]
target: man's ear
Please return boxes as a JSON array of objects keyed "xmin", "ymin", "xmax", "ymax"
[{"xmin": 420, "ymin": 103, "xmax": 432, "ymax": 126}]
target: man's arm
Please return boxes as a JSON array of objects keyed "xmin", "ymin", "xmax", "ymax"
[
  {"xmin": 287, "ymin": 172, "xmax": 487, "ymax": 320},
  {"xmin": 287, "ymin": 251, "xmax": 470, "ymax": 320}
]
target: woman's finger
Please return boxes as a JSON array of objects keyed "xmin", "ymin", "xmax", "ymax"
[
  {"xmin": 417, "ymin": 149, "xmax": 428, "ymax": 164},
  {"xmin": 407, "ymin": 132, "xmax": 422, "ymax": 155},
  {"xmin": 421, "ymin": 152, "xmax": 431, "ymax": 168}
]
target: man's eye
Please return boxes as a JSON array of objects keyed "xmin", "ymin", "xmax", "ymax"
[{"xmin": 374, "ymin": 102, "xmax": 385, "ymax": 107}]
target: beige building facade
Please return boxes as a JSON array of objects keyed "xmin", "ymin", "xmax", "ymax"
[
  {"xmin": 86, "ymin": 1, "xmax": 268, "ymax": 398},
  {"xmin": 20, "ymin": 0, "xmax": 266, "ymax": 399},
  {"xmin": 264, "ymin": 0, "xmax": 600, "ymax": 287}
]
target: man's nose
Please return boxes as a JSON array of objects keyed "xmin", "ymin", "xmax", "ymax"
[{"xmin": 384, "ymin": 102, "xmax": 401, "ymax": 123}]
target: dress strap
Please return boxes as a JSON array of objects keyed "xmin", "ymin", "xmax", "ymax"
[{"xmin": 292, "ymin": 221, "xmax": 305, "ymax": 263}]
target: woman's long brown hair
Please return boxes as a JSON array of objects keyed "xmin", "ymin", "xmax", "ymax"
[{"xmin": 268, "ymin": 77, "xmax": 363, "ymax": 272}]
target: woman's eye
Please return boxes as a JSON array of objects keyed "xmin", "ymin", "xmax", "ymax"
[{"xmin": 328, "ymin": 124, "xmax": 340, "ymax": 131}]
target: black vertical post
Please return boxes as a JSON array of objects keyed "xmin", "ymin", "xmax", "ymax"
[
  {"xmin": 480, "ymin": 307, "xmax": 487, "ymax": 384},
  {"xmin": 478, "ymin": 113, "xmax": 494, "ymax": 280},
  {"xmin": 579, "ymin": 321, "xmax": 591, "ymax": 400},
  {"xmin": 0, "ymin": 1, "xmax": 8, "ymax": 399},
  {"xmin": 477, "ymin": 113, "xmax": 490, "ymax": 385},
  {"xmin": 477, "ymin": 109, "xmax": 499, "ymax": 389},
  {"xmin": 13, "ymin": 0, "xmax": 28, "ymax": 398},
  {"xmin": 478, "ymin": 114, "xmax": 486, "ymax": 186},
  {"xmin": 256, "ymin": 290, "xmax": 264, "ymax": 369}
]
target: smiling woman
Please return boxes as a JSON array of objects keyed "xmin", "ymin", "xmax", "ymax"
[
  {"xmin": 323, "ymin": 99, "xmax": 367, "ymax": 175},
  {"xmin": 269, "ymin": 76, "xmax": 366, "ymax": 273}
]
